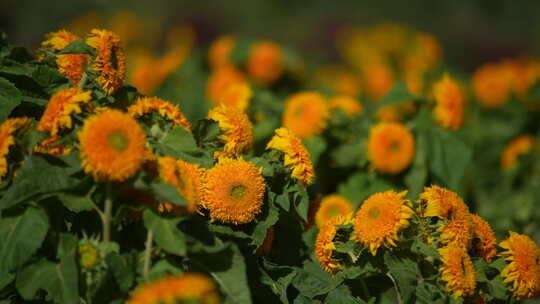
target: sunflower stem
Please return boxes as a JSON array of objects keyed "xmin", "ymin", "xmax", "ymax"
[
  {"xmin": 78, "ymin": 72, "xmax": 88, "ymax": 88},
  {"xmin": 102, "ymin": 182, "xmax": 113, "ymax": 242},
  {"xmin": 386, "ymin": 272, "xmax": 402, "ymax": 304},
  {"xmin": 143, "ymin": 230, "xmax": 154, "ymax": 281}
]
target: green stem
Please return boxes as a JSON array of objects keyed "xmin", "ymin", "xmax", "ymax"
[
  {"xmin": 78, "ymin": 72, "xmax": 88, "ymax": 88},
  {"xmin": 143, "ymin": 230, "xmax": 154, "ymax": 281},
  {"xmin": 387, "ymin": 272, "xmax": 402, "ymax": 304},
  {"xmin": 102, "ymin": 182, "xmax": 113, "ymax": 242}
]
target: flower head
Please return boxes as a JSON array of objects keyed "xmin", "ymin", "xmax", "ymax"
[
  {"xmin": 42, "ymin": 30, "xmax": 88, "ymax": 84},
  {"xmin": 128, "ymin": 97, "xmax": 191, "ymax": 130},
  {"xmin": 0, "ymin": 117, "xmax": 31, "ymax": 181},
  {"xmin": 214, "ymin": 82, "xmax": 252, "ymax": 112},
  {"xmin": 247, "ymin": 40, "xmax": 283, "ymax": 85},
  {"xmin": 470, "ymin": 214, "xmax": 497, "ymax": 262},
  {"xmin": 158, "ymin": 156, "xmax": 205, "ymax": 213},
  {"xmin": 433, "ymin": 74, "xmax": 465, "ymax": 130},
  {"xmin": 501, "ymin": 135, "xmax": 535, "ymax": 170},
  {"xmin": 315, "ymin": 194, "xmax": 354, "ymax": 228},
  {"xmin": 207, "ymin": 65, "xmax": 245, "ymax": 104},
  {"xmin": 499, "ymin": 232, "xmax": 540, "ymax": 300},
  {"xmin": 419, "ymin": 185, "xmax": 470, "ymax": 220},
  {"xmin": 352, "ymin": 190, "xmax": 414, "ymax": 255},
  {"xmin": 473, "ymin": 63, "xmax": 513, "ymax": 108},
  {"xmin": 266, "ymin": 127, "xmax": 314, "ymax": 186},
  {"xmin": 79, "ymin": 243, "xmax": 99, "ymax": 269},
  {"xmin": 363, "ymin": 62, "xmax": 395, "ymax": 101},
  {"xmin": 38, "ymin": 88, "xmax": 92, "ymax": 136},
  {"xmin": 127, "ymin": 272, "xmax": 220, "ymax": 304},
  {"xmin": 209, "ymin": 35, "xmax": 235, "ymax": 68},
  {"xmin": 315, "ymin": 214, "xmax": 353, "ymax": 274},
  {"xmin": 86, "ymin": 29, "xmax": 126, "ymax": 95},
  {"xmin": 283, "ymin": 92, "xmax": 329, "ymax": 139},
  {"xmin": 208, "ymin": 105, "xmax": 253, "ymax": 158},
  {"xmin": 438, "ymin": 244, "xmax": 476, "ymax": 298},
  {"xmin": 78, "ymin": 109, "xmax": 146, "ymax": 181},
  {"xmin": 201, "ymin": 157, "xmax": 265, "ymax": 224},
  {"xmin": 367, "ymin": 122, "xmax": 415, "ymax": 174},
  {"xmin": 328, "ymin": 95, "xmax": 363, "ymax": 117}
]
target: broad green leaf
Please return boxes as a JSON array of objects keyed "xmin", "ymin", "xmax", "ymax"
[
  {"xmin": 251, "ymin": 203, "xmax": 280, "ymax": 249},
  {"xmin": 106, "ymin": 251, "xmax": 136, "ymax": 292},
  {"xmin": 330, "ymin": 141, "xmax": 364, "ymax": 168},
  {"xmin": 55, "ymin": 234, "xmax": 79, "ymax": 303},
  {"xmin": 338, "ymin": 173, "xmax": 394, "ymax": 208},
  {"xmin": 147, "ymin": 259, "xmax": 183, "ymax": 281},
  {"xmin": 487, "ymin": 275, "xmax": 508, "ymax": 300},
  {"xmin": 31, "ymin": 65, "xmax": 68, "ymax": 94},
  {"xmin": 0, "ymin": 77, "xmax": 21, "ymax": 121},
  {"xmin": 143, "ymin": 210, "xmax": 186, "ymax": 256},
  {"xmin": 58, "ymin": 39, "xmax": 95, "ymax": 55},
  {"xmin": 56, "ymin": 192, "xmax": 93, "ymax": 212},
  {"xmin": 404, "ymin": 132, "xmax": 427, "ymax": 198},
  {"xmin": 290, "ymin": 184, "xmax": 309, "ymax": 222},
  {"xmin": 384, "ymin": 252, "xmax": 419, "ymax": 303},
  {"xmin": 260, "ymin": 260, "xmax": 297, "ymax": 304},
  {"xmin": 0, "ymin": 207, "xmax": 48, "ymax": 275},
  {"xmin": 324, "ymin": 284, "xmax": 364, "ymax": 304},
  {"xmin": 304, "ymin": 136, "xmax": 326, "ymax": 165},
  {"xmin": 150, "ymin": 181, "xmax": 187, "ymax": 207},
  {"xmin": 155, "ymin": 127, "xmax": 210, "ymax": 165},
  {"xmin": 292, "ymin": 261, "xmax": 338, "ymax": 298}
]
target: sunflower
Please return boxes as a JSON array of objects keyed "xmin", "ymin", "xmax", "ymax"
[
  {"xmin": 438, "ymin": 244, "xmax": 476, "ymax": 298},
  {"xmin": 439, "ymin": 217, "xmax": 474, "ymax": 248},
  {"xmin": 470, "ymin": 214, "xmax": 497, "ymax": 262},
  {"xmin": 500, "ymin": 135, "xmax": 535, "ymax": 170},
  {"xmin": 315, "ymin": 214, "xmax": 353, "ymax": 274},
  {"xmin": 38, "ymin": 88, "xmax": 92, "ymax": 136},
  {"xmin": 363, "ymin": 62, "xmax": 395, "ymax": 101},
  {"xmin": 208, "ymin": 35, "xmax": 235, "ymax": 68},
  {"xmin": 208, "ymin": 105, "xmax": 253, "ymax": 158},
  {"xmin": 158, "ymin": 156, "xmax": 205, "ymax": 213},
  {"xmin": 201, "ymin": 157, "xmax": 265, "ymax": 225},
  {"xmin": 472, "ymin": 63, "xmax": 513, "ymax": 109},
  {"xmin": 86, "ymin": 29, "xmax": 126, "ymax": 95},
  {"xmin": 328, "ymin": 95, "xmax": 363, "ymax": 118},
  {"xmin": 315, "ymin": 194, "xmax": 354, "ymax": 228},
  {"xmin": 128, "ymin": 97, "xmax": 191, "ymax": 130},
  {"xmin": 207, "ymin": 65, "xmax": 245, "ymax": 104},
  {"xmin": 247, "ymin": 40, "xmax": 283, "ymax": 85},
  {"xmin": 419, "ymin": 185, "xmax": 470, "ymax": 220},
  {"xmin": 0, "ymin": 117, "xmax": 31, "ymax": 182},
  {"xmin": 34, "ymin": 136, "xmax": 72, "ymax": 155},
  {"xmin": 214, "ymin": 82, "xmax": 252, "ymax": 112},
  {"xmin": 433, "ymin": 74, "xmax": 465, "ymax": 130},
  {"xmin": 42, "ymin": 30, "xmax": 88, "ymax": 84},
  {"xmin": 78, "ymin": 109, "xmax": 146, "ymax": 181},
  {"xmin": 352, "ymin": 190, "xmax": 414, "ymax": 255},
  {"xmin": 367, "ymin": 122, "xmax": 415, "ymax": 174},
  {"xmin": 283, "ymin": 92, "xmax": 329, "ymax": 139},
  {"xmin": 499, "ymin": 232, "xmax": 540, "ymax": 300},
  {"xmin": 266, "ymin": 127, "xmax": 314, "ymax": 186},
  {"xmin": 127, "ymin": 272, "xmax": 220, "ymax": 304}
]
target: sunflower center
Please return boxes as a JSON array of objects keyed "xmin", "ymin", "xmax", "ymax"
[
  {"xmin": 294, "ymin": 107, "xmax": 303, "ymax": 118},
  {"xmin": 231, "ymin": 185, "xmax": 247, "ymax": 199},
  {"xmin": 328, "ymin": 206, "xmax": 341, "ymax": 217},
  {"xmin": 390, "ymin": 141, "xmax": 400, "ymax": 152},
  {"xmin": 368, "ymin": 207, "xmax": 381, "ymax": 219},
  {"xmin": 107, "ymin": 130, "xmax": 129, "ymax": 151}
]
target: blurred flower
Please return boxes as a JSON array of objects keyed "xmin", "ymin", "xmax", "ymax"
[
  {"xmin": 315, "ymin": 194, "xmax": 354, "ymax": 228},
  {"xmin": 208, "ymin": 35, "xmax": 235, "ymax": 69},
  {"xmin": 208, "ymin": 105, "xmax": 253, "ymax": 158},
  {"xmin": 438, "ymin": 244, "xmax": 476, "ymax": 298},
  {"xmin": 128, "ymin": 97, "xmax": 191, "ymax": 130},
  {"xmin": 433, "ymin": 74, "xmax": 465, "ymax": 130},
  {"xmin": 500, "ymin": 135, "xmax": 535, "ymax": 170},
  {"xmin": 315, "ymin": 214, "xmax": 352, "ymax": 274},
  {"xmin": 64, "ymin": 11, "xmax": 101, "ymax": 37},
  {"xmin": 367, "ymin": 122, "xmax": 415, "ymax": 174},
  {"xmin": 283, "ymin": 92, "xmax": 329, "ymax": 139},
  {"xmin": 328, "ymin": 95, "xmax": 363, "ymax": 118},
  {"xmin": 42, "ymin": 30, "xmax": 88, "ymax": 85},
  {"xmin": 247, "ymin": 40, "xmax": 283, "ymax": 85},
  {"xmin": 375, "ymin": 104, "xmax": 402, "ymax": 122},
  {"xmin": 470, "ymin": 214, "xmax": 497, "ymax": 262},
  {"xmin": 201, "ymin": 157, "xmax": 265, "ymax": 225},
  {"xmin": 363, "ymin": 62, "xmax": 395, "ymax": 101},
  {"xmin": 472, "ymin": 63, "xmax": 513, "ymax": 108},
  {"xmin": 86, "ymin": 29, "xmax": 126, "ymax": 95},
  {"xmin": 313, "ymin": 65, "xmax": 361, "ymax": 97},
  {"xmin": 34, "ymin": 136, "xmax": 72, "ymax": 156},
  {"xmin": 214, "ymin": 82, "xmax": 252, "ymax": 112},
  {"xmin": 38, "ymin": 88, "xmax": 92, "ymax": 136},
  {"xmin": 207, "ymin": 65, "xmax": 245, "ymax": 103},
  {"xmin": 0, "ymin": 118, "xmax": 31, "ymax": 182}
]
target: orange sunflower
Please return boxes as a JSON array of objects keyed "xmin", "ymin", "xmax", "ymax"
[
  {"xmin": 500, "ymin": 135, "xmax": 535, "ymax": 170},
  {"xmin": 42, "ymin": 30, "xmax": 88, "ymax": 85},
  {"xmin": 207, "ymin": 65, "xmax": 245, "ymax": 104},
  {"xmin": 438, "ymin": 244, "xmax": 476, "ymax": 298},
  {"xmin": 266, "ymin": 127, "xmax": 314, "ymax": 186},
  {"xmin": 315, "ymin": 194, "xmax": 354, "ymax": 228},
  {"xmin": 315, "ymin": 214, "xmax": 353, "ymax": 274},
  {"xmin": 328, "ymin": 95, "xmax": 363, "ymax": 118},
  {"xmin": 208, "ymin": 105, "xmax": 253, "ymax": 158},
  {"xmin": 208, "ymin": 35, "xmax": 235, "ymax": 68},
  {"xmin": 352, "ymin": 190, "xmax": 414, "ymax": 255},
  {"xmin": 499, "ymin": 232, "xmax": 540, "ymax": 300},
  {"xmin": 128, "ymin": 97, "xmax": 191, "ymax": 130},
  {"xmin": 0, "ymin": 117, "xmax": 31, "ymax": 181},
  {"xmin": 78, "ymin": 109, "xmax": 146, "ymax": 181},
  {"xmin": 38, "ymin": 88, "xmax": 92, "ymax": 136},
  {"xmin": 247, "ymin": 40, "xmax": 283, "ymax": 85},
  {"xmin": 470, "ymin": 214, "xmax": 497, "ymax": 262},
  {"xmin": 158, "ymin": 156, "xmax": 205, "ymax": 213},
  {"xmin": 86, "ymin": 29, "xmax": 126, "ymax": 95},
  {"xmin": 433, "ymin": 74, "xmax": 465, "ymax": 130},
  {"xmin": 283, "ymin": 92, "xmax": 329, "ymax": 139},
  {"xmin": 214, "ymin": 82, "xmax": 252, "ymax": 112},
  {"xmin": 367, "ymin": 122, "xmax": 415, "ymax": 174},
  {"xmin": 363, "ymin": 62, "xmax": 395, "ymax": 101},
  {"xmin": 201, "ymin": 157, "xmax": 265, "ymax": 224},
  {"xmin": 472, "ymin": 63, "xmax": 513, "ymax": 109},
  {"xmin": 127, "ymin": 272, "xmax": 220, "ymax": 304}
]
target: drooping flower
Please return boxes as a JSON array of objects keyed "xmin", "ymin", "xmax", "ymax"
[
  {"xmin": 283, "ymin": 92, "xmax": 329, "ymax": 139},
  {"xmin": 207, "ymin": 65, "xmax": 245, "ymax": 104},
  {"xmin": 367, "ymin": 122, "xmax": 415, "ymax": 174},
  {"xmin": 470, "ymin": 214, "xmax": 497, "ymax": 262},
  {"xmin": 266, "ymin": 127, "xmax": 314, "ymax": 186},
  {"xmin": 208, "ymin": 35, "xmax": 235, "ymax": 68},
  {"xmin": 328, "ymin": 95, "xmax": 363, "ymax": 118},
  {"xmin": 158, "ymin": 156, "xmax": 205, "ymax": 213},
  {"xmin": 78, "ymin": 110, "xmax": 146, "ymax": 181},
  {"xmin": 208, "ymin": 105, "xmax": 253, "ymax": 158},
  {"xmin": 315, "ymin": 194, "xmax": 354, "ymax": 228},
  {"xmin": 438, "ymin": 244, "xmax": 476, "ymax": 298},
  {"xmin": 499, "ymin": 232, "xmax": 540, "ymax": 300},
  {"xmin": 247, "ymin": 40, "xmax": 284, "ymax": 85},
  {"xmin": 472, "ymin": 63, "xmax": 513, "ymax": 109},
  {"xmin": 433, "ymin": 74, "xmax": 465, "ymax": 130},
  {"xmin": 500, "ymin": 135, "xmax": 535, "ymax": 170},
  {"xmin": 38, "ymin": 88, "xmax": 92, "ymax": 136},
  {"xmin": 315, "ymin": 214, "xmax": 353, "ymax": 274},
  {"xmin": 86, "ymin": 29, "xmax": 126, "ymax": 95},
  {"xmin": 0, "ymin": 117, "xmax": 31, "ymax": 182},
  {"xmin": 200, "ymin": 157, "xmax": 265, "ymax": 224},
  {"xmin": 128, "ymin": 97, "xmax": 191, "ymax": 130},
  {"xmin": 127, "ymin": 272, "xmax": 220, "ymax": 304},
  {"xmin": 352, "ymin": 190, "xmax": 414, "ymax": 255},
  {"xmin": 41, "ymin": 30, "xmax": 88, "ymax": 84}
]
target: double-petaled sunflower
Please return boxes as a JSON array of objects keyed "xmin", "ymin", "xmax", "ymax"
[
  {"xmin": 438, "ymin": 244, "xmax": 476, "ymax": 298},
  {"xmin": 86, "ymin": 29, "xmax": 126, "ymax": 95},
  {"xmin": 128, "ymin": 97, "xmax": 191, "ymax": 130},
  {"xmin": 247, "ymin": 40, "xmax": 283, "ymax": 85},
  {"xmin": 315, "ymin": 194, "xmax": 354, "ymax": 228},
  {"xmin": 207, "ymin": 65, "xmax": 245, "ymax": 104},
  {"xmin": 38, "ymin": 88, "xmax": 92, "ymax": 136},
  {"xmin": 283, "ymin": 92, "xmax": 329, "ymax": 139},
  {"xmin": 315, "ymin": 214, "xmax": 353, "ymax": 274},
  {"xmin": 208, "ymin": 105, "xmax": 253, "ymax": 158},
  {"xmin": 470, "ymin": 214, "xmax": 497, "ymax": 262},
  {"xmin": 0, "ymin": 117, "xmax": 31, "ymax": 182},
  {"xmin": 367, "ymin": 122, "xmax": 415, "ymax": 174},
  {"xmin": 42, "ymin": 30, "xmax": 88, "ymax": 85},
  {"xmin": 433, "ymin": 74, "xmax": 465, "ymax": 130}
]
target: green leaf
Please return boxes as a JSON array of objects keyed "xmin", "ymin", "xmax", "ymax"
[
  {"xmin": 377, "ymin": 82, "xmax": 416, "ymax": 107},
  {"xmin": 304, "ymin": 136, "xmax": 326, "ymax": 165},
  {"xmin": 330, "ymin": 141, "xmax": 363, "ymax": 168},
  {"xmin": 251, "ymin": 203, "xmax": 280, "ymax": 249},
  {"xmin": 56, "ymin": 192, "xmax": 93, "ymax": 212},
  {"xmin": 55, "ymin": 234, "xmax": 79, "ymax": 303},
  {"xmin": 384, "ymin": 252, "xmax": 420, "ymax": 303},
  {"xmin": 147, "ymin": 259, "xmax": 183, "ymax": 281},
  {"xmin": 290, "ymin": 184, "xmax": 309, "ymax": 222},
  {"xmin": 338, "ymin": 173, "xmax": 394, "ymax": 208},
  {"xmin": 151, "ymin": 181, "xmax": 187, "ymax": 207},
  {"xmin": 19, "ymin": 128, "xmax": 48, "ymax": 154},
  {"xmin": 32, "ymin": 65, "xmax": 68, "ymax": 93},
  {"xmin": 259, "ymin": 260, "xmax": 297, "ymax": 304},
  {"xmin": 0, "ymin": 77, "xmax": 21, "ymax": 121},
  {"xmin": 404, "ymin": 132, "xmax": 427, "ymax": 198},
  {"xmin": 487, "ymin": 275, "xmax": 508, "ymax": 300},
  {"xmin": 106, "ymin": 252, "xmax": 136, "ymax": 292},
  {"xmin": 0, "ymin": 207, "xmax": 48, "ymax": 275},
  {"xmin": 324, "ymin": 284, "xmax": 364, "ymax": 304},
  {"xmin": 143, "ymin": 210, "xmax": 186, "ymax": 256},
  {"xmin": 58, "ymin": 39, "xmax": 95, "ymax": 55},
  {"xmin": 292, "ymin": 261, "xmax": 338, "ymax": 298},
  {"xmin": 155, "ymin": 127, "xmax": 210, "ymax": 166},
  {"xmin": 0, "ymin": 155, "xmax": 81, "ymax": 210}
]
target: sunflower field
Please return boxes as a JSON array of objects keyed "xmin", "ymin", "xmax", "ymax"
[{"xmin": 2, "ymin": 2, "xmax": 540, "ymax": 304}]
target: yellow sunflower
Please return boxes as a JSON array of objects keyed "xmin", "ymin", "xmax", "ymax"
[
  {"xmin": 367, "ymin": 122, "xmax": 415, "ymax": 174},
  {"xmin": 0, "ymin": 117, "xmax": 31, "ymax": 181},
  {"xmin": 78, "ymin": 109, "xmax": 146, "ymax": 181},
  {"xmin": 283, "ymin": 92, "xmax": 329, "ymax": 139},
  {"xmin": 266, "ymin": 127, "xmax": 315, "ymax": 186},
  {"xmin": 208, "ymin": 105, "xmax": 253, "ymax": 158},
  {"xmin": 38, "ymin": 88, "xmax": 92, "ymax": 136},
  {"xmin": 433, "ymin": 74, "xmax": 465, "ymax": 130},
  {"xmin": 158, "ymin": 156, "xmax": 205, "ymax": 213},
  {"xmin": 472, "ymin": 63, "xmax": 513, "ymax": 109},
  {"xmin": 214, "ymin": 82, "xmax": 252, "ymax": 112},
  {"xmin": 315, "ymin": 214, "xmax": 353, "ymax": 274},
  {"xmin": 470, "ymin": 214, "xmax": 497, "ymax": 262},
  {"xmin": 328, "ymin": 95, "xmax": 363, "ymax": 118},
  {"xmin": 127, "ymin": 272, "xmax": 220, "ymax": 304},
  {"xmin": 247, "ymin": 40, "xmax": 284, "ymax": 85},
  {"xmin": 42, "ymin": 30, "xmax": 88, "ymax": 85},
  {"xmin": 352, "ymin": 190, "xmax": 414, "ymax": 255},
  {"xmin": 207, "ymin": 65, "xmax": 245, "ymax": 104},
  {"xmin": 200, "ymin": 157, "xmax": 265, "ymax": 225},
  {"xmin": 208, "ymin": 35, "xmax": 235, "ymax": 68},
  {"xmin": 499, "ymin": 232, "xmax": 540, "ymax": 300},
  {"xmin": 315, "ymin": 194, "xmax": 354, "ymax": 228},
  {"xmin": 86, "ymin": 29, "xmax": 126, "ymax": 95},
  {"xmin": 500, "ymin": 135, "xmax": 535, "ymax": 170},
  {"xmin": 438, "ymin": 244, "xmax": 476, "ymax": 298},
  {"xmin": 128, "ymin": 97, "xmax": 191, "ymax": 130}
]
